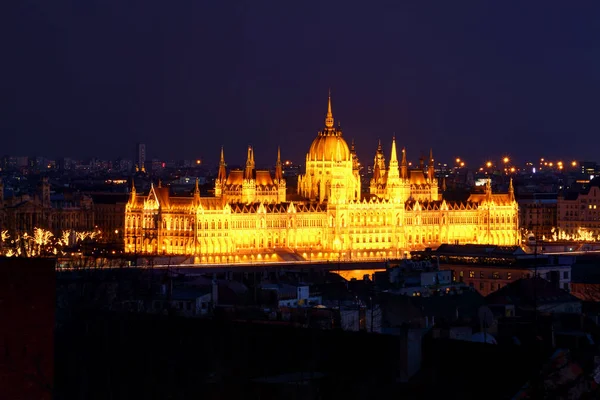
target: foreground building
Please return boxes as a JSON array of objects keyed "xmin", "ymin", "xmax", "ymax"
[{"xmin": 124, "ymin": 94, "xmax": 519, "ymax": 263}]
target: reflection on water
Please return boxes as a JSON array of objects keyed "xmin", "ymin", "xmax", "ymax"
[{"xmin": 334, "ymin": 269, "xmax": 385, "ymax": 281}]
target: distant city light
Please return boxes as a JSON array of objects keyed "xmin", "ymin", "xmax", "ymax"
[
  {"xmin": 486, "ymin": 161, "xmax": 492, "ymax": 168},
  {"xmin": 503, "ymin": 157, "xmax": 509, "ymax": 164}
]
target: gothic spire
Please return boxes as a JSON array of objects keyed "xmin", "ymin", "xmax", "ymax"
[
  {"xmin": 400, "ymin": 146, "xmax": 408, "ymax": 180},
  {"xmin": 275, "ymin": 146, "xmax": 283, "ymax": 181},
  {"xmin": 245, "ymin": 145, "xmax": 254, "ymax": 180},
  {"xmin": 388, "ymin": 136, "xmax": 400, "ymax": 180},
  {"xmin": 217, "ymin": 146, "xmax": 227, "ymax": 182},
  {"xmin": 428, "ymin": 148, "xmax": 435, "ymax": 181},
  {"xmin": 325, "ymin": 89, "xmax": 334, "ymax": 129}
]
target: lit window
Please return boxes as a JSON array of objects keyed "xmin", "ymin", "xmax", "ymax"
[
  {"xmin": 507, "ymin": 272, "xmax": 512, "ymax": 280},
  {"xmin": 469, "ymin": 271, "xmax": 475, "ymax": 278}
]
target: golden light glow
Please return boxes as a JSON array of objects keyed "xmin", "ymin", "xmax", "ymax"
[
  {"xmin": 571, "ymin": 161, "xmax": 577, "ymax": 167},
  {"xmin": 486, "ymin": 161, "xmax": 492, "ymax": 168},
  {"xmin": 123, "ymin": 95, "xmax": 520, "ymax": 263},
  {"xmin": 528, "ymin": 227, "xmax": 600, "ymax": 243},
  {"xmin": 0, "ymin": 228, "xmax": 101, "ymax": 257},
  {"xmin": 503, "ymin": 157, "xmax": 509, "ymax": 164}
]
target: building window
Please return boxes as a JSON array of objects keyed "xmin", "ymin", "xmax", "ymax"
[
  {"xmin": 480, "ymin": 282, "xmax": 485, "ymax": 291},
  {"xmin": 507, "ymin": 272, "xmax": 512, "ymax": 280},
  {"xmin": 480, "ymin": 272, "xmax": 485, "ymax": 279},
  {"xmin": 563, "ymin": 282, "xmax": 569, "ymax": 291},
  {"xmin": 469, "ymin": 271, "xmax": 475, "ymax": 278},
  {"xmin": 493, "ymin": 272, "xmax": 500, "ymax": 279},
  {"xmin": 563, "ymin": 271, "xmax": 569, "ymax": 279}
]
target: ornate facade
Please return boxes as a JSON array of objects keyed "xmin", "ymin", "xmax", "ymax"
[
  {"xmin": 124, "ymin": 93, "xmax": 520, "ymax": 263},
  {"xmin": 0, "ymin": 177, "xmax": 95, "ymax": 236}
]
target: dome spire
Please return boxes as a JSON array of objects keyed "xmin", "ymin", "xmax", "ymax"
[{"xmin": 325, "ymin": 89, "xmax": 334, "ymax": 129}]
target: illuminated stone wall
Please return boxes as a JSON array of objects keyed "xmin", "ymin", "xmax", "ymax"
[
  {"xmin": 557, "ymin": 183, "xmax": 600, "ymax": 237},
  {"xmin": 123, "ymin": 92, "xmax": 520, "ymax": 263},
  {"xmin": 124, "ymin": 182, "xmax": 519, "ymax": 263}
]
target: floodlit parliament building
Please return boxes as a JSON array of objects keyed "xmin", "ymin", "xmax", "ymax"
[{"xmin": 124, "ymin": 94, "xmax": 519, "ymax": 263}]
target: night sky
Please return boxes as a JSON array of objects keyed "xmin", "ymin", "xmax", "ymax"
[{"xmin": 2, "ymin": 1, "xmax": 600, "ymax": 166}]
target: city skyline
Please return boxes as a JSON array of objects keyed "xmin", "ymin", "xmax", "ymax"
[{"xmin": 3, "ymin": 2, "xmax": 600, "ymax": 163}]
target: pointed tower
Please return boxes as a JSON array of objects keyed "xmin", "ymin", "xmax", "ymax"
[
  {"xmin": 215, "ymin": 146, "xmax": 227, "ymax": 198},
  {"xmin": 349, "ymin": 139, "xmax": 361, "ymax": 201},
  {"xmin": 350, "ymin": 139, "xmax": 359, "ymax": 171},
  {"xmin": 400, "ymin": 147, "xmax": 408, "ymax": 180},
  {"xmin": 385, "ymin": 137, "xmax": 402, "ymax": 201},
  {"xmin": 388, "ymin": 137, "xmax": 400, "ymax": 180},
  {"xmin": 427, "ymin": 149, "xmax": 435, "ymax": 181},
  {"xmin": 428, "ymin": 148, "xmax": 439, "ymax": 200},
  {"xmin": 325, "ymin": 89, "xmax": 334, "ymax": 129},
  {"xmin": 192, "ymin": 177, "xmax": 201, "ymax": 207},
  {"xmin": 370, "ymin": 140, "xmax": 386, "ymax": 196},
  {"xmin": 508, "ymin": 177, "xmax": 515, "ymax": 202},
  {"xmin": 274, "ymin": 146, "xmax": 286, "ymax": 202},
  {"xmin": 244, "ymin": 145, "xmax": 254, "ymax": 180},
  {"xmin": 275, "ymin": 146, "xmax": 283, "ymax": 181},
  {"xmin": 242, "ymin": 145, "xmax": 256, "ymax": 203}
]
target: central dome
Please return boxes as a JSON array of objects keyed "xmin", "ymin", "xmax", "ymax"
[
  {"xmin": 306, "ymin": 91, "xmax": 351, "ymax": 162},
  {"xmin": 308, "ymin": 133, "xmax": 351, "ymax": 162}
]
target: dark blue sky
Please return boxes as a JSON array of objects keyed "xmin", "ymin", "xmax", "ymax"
[{"xmin": 2, "ymin": 1, "xmax": 600, "ymax": 166}]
